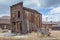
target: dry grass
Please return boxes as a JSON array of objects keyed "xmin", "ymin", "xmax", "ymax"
[
  {"xmin": 0, "ymin": 31, "xmax": 60, "ymax": 40},
  {"xmin": 50, "ymin": 30, "xmax": 60, "ymax": 38}
]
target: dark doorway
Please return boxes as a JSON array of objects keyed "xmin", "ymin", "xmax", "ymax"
[{"xmin": 20, "ymin": 22, "xmax": 22, "ymax": 33}]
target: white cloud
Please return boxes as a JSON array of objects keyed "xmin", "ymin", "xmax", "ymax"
[
  {"xmin": 0, "ymin": 0, "xmax": 60, "ymax": 20},
  {"xmin": 43, "ymin": 7, "xmax": 60, "ymax": 22},
  {"xmin": 0, "ymin": 0, "xmax": 22, "ymax": 16},
  {"xmin": 0, "ymin": 0, "xmax": 9, "ymax": 6},
  {"xmin": 48, "ymin": 7, "xmax": 60, "ymax": 14},
  {"xmin": 23, "ymin": 0, "xmax": 41, "ymax": 9},
  {"xmin": 0, "ymin": 0, "xmax": 9, "ymax": 2}
]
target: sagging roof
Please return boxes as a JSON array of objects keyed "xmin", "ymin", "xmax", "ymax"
[
  {"xmin": 0, "ymin": 16, "xmax": 10, "ymax": 24},
  {"xmin": 10, "ymin": 2, "xmax": 42, "ymax": 15},
  {"xmin": 0, "ymin": 19, "xmax": 10, "ymax": 24},
  {"xmin": 0, "ymin": 16, "xmax": 10, "ymax": 19},
  {"xmin": 23, "ymin": 7, "xmax": 42, "ymax": 15}
]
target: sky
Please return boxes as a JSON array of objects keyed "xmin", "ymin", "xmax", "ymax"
[{"xmin": 0, "ymin": 0, "xmax": 60, "ymax": 22}]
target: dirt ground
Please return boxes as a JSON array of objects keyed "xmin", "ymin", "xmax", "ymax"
[{"xmin": 0, "ymin": 30, "xmax": 60, "ymax": 40}]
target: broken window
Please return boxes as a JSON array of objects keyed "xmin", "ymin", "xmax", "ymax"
[{"xmin": 18, "ymin": 11, "xmax": 20, "ymax": 18}]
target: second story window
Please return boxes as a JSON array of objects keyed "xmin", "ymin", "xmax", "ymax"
[
  {"xmin": 18, "ymin": 11, "xmax": 20, "ymax": 18},
  {"xmin": 13, "ymin": 22, "xmax": 15, "ymax": 25}
]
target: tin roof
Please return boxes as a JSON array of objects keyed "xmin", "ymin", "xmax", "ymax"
[{"xmin": 0, "ymin": 16, "xmax": 10, "ymax": 24}]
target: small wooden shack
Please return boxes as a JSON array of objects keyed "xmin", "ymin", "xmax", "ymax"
[{"xmin": 0, "ymin": 16, "xmax": 10, "ymax": 30}]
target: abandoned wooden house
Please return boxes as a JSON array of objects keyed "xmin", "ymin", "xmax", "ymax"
[
  {"xmin": 10, "ymin": 2, "xmax": 42, "ymax": 34},
  {"xmin": 0, "ymin": 16, "xmax": 10, "ymax": 30}
]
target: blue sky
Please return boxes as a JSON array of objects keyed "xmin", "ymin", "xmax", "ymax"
[{"xmin": 0, "ymin": 0, "xmax": 60, "ymax": 21}]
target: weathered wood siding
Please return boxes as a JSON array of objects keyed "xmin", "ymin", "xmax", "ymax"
[{"xmin": 11, "ymin": 2, "xmax": 42, "ymax": 34}]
